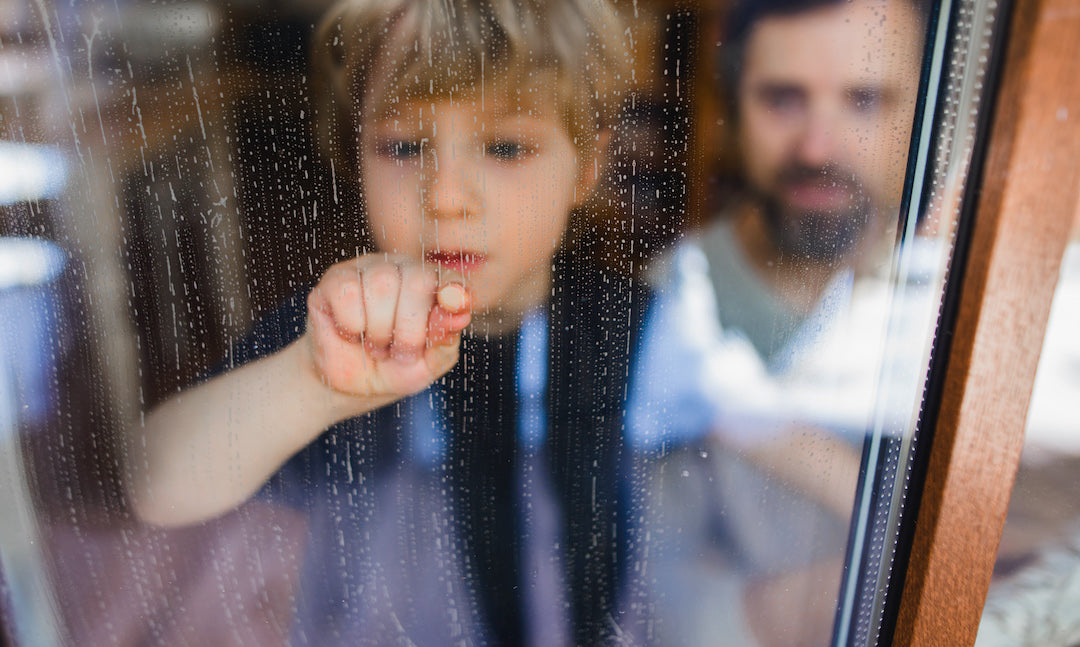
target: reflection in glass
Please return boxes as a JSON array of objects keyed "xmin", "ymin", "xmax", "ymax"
[
  {"xmin": 0, "ymin": 238, "xmax": 66, "ymax": 647},
  {"xmin": 0, "ymin": 0, "xmax": 1004, "ymax": 646}
]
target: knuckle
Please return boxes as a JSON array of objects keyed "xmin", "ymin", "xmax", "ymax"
[
  {"xmin": 306, "ymin": 289, "xmax": 322, "ymax": 312},
  {"xmin": 332, "ymin": 277, "xmax": 360, "ymax": 304},
  {"xmin": 364, "ymin": 264, "xmax": 400, "ymax": 299},
  {"xmin": 326, "ymin": 262, "xmax": 354, "ymax": 283},
  {"xmin": 400, "ymin": 268, "xmax": 435, "ymax": 295}
]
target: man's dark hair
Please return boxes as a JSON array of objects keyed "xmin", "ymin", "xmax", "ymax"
[{"xmin": 719, "ymin": 0, "xmax": 931, "ymax": 113}]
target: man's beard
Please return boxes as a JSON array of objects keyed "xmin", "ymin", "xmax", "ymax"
[{"xmin": 756, "ymin": 163, "xmax": 876, "ymax": 264}]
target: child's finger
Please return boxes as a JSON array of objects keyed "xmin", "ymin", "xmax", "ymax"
[
  {"xmin": 423, "ymin": 332, "xmax": 462, "ymax": 379},
  {"xmin": 390, "ymin": 264, "xmax": 439, "ymax": 360},
  {"xmin": 317, "ymin": 269, "xmax": 365, "ymax": 340},
  {"xmin": 306, "ymin": 283, "xmax": 377, "ymax": 382},
  {"xmin": 306, "ymin": 289, "xmax": 339, "ymax": 341},
  {"xmin": 428, "ymin": 294, "xmax": 471, "ymax": 345},
  {"xmin": 437, "ymin": 283, "xmax": 471, "ymax": 314},
  {"xmin": 360, "ymin": 262, "xmax": 402, "ymax": 355}
]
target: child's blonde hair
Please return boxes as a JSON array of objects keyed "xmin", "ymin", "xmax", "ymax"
[{"xmin": 311, "ymin": 0, "xmax": 631, "ymax": 185}]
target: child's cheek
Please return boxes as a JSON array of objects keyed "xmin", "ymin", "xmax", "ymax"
[
  {"xmin": 364, "ymin": 168, "xmax": 425, "ymax": 252},
  {"xmin": 466, "ymin": 283, "xmax": 498, "ymax": 313}
]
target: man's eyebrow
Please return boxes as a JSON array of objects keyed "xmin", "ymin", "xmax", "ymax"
[{"xmin": 750, "ymin": 81, "xmax": 808, "ymax": 99}]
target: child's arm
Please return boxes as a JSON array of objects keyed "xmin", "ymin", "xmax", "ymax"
[{"xmin": 124, "ymin": 256, "xmax": 471, "ymax": 527}]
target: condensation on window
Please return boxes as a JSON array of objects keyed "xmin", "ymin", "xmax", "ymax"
[{"xmin": 0, "ymin": 1, "xmax": 990, "ymax": 646}]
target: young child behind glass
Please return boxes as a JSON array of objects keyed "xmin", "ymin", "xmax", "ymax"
[{"xmin": 123, "ymin": 1, "xmax": 649, "ymax": 644}]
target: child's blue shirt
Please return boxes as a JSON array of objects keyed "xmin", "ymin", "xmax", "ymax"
[{"xmin": 235, "ymin": 256, "xmax": 711, "ymax": 647}]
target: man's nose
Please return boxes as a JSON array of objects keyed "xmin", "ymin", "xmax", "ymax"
[
  {"xmin": 794, "ymin": 109, "xmax": 842, "ymax": 168},
  {"xmin": 425, "ymin": 150, "xmax": 480, "ymax": 219}
]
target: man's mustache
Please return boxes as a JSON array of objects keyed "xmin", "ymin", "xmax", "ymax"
[{"xmin": 776, "ymin": 163, "xmax": 863, "ymax": 194}]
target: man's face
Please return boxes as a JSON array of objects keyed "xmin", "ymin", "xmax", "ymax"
[{"xmin": 736, "ymin": 0, "xmax": 923, "ymax": 262}]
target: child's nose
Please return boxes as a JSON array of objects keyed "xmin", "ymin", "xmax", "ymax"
[{"xmin": 425, "ymin": 151, "xmax": 480, "ymax": 219}]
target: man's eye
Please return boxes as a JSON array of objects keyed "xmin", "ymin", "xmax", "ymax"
[
  {"xmin": 759, "ymin": 86, "xmax": 805, "ymax": 114},
  {"xmin": 849, "ymin": 88, "xmax": 885, "ymax": 113},
  {"xmin": 485, "ymin": 140, "xmax": 530, "ymax": 161}
]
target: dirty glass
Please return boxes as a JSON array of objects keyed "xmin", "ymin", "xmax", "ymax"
[
  {"xmin": 975, "ymin": 208, "xmax": 1080, "ymax": 647},
  {"xmin": 0, "ymin": 0, "xmax": 1004, "ymax": 645}
]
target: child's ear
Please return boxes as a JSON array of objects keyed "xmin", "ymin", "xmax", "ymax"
[{"xmin": 573, "ymin": 128, "xmax": 611, "ymax": 207}]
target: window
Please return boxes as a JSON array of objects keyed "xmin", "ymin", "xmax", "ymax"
[{"xmin": 2, "ymin": 1, "xmax": 1069, "ymax": 646}]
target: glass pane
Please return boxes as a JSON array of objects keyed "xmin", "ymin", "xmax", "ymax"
[
  {"xmin": 0, "ymin": 1, "xmax": 1003, "ymax": 646},
  {"xmin": 975, "ymin": 206, "xmax": 1080, "ymax": 647},
  {"xmin": 836, "ymin": 0, "xmax": 1012, "ymax": 641}
]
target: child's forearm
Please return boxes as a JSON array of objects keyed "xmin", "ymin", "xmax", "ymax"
[
  {"xmin": 124, "ymin": 338, "xmax": 390, "ymax": 527},
  {"xmin": 125, "ymin": 260, "xmax": 470, "ymax": 527}
]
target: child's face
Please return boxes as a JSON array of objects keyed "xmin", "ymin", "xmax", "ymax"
[{"xmin": 359, "ymin": 96, "xmax": 586, "ymax": 329}]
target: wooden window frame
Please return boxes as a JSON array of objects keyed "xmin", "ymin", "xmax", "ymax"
[{"xmin": 892, "ymin": 0, "xmax": 1080, "ymax": 644}]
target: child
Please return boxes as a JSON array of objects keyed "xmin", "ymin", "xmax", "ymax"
[{"xmin": 124, "ymin": 1, "xmax": 654, "ymax": 644}]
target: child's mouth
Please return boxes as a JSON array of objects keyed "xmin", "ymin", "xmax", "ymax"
[{"xmin": 425, "ymin": 250, "xmax": 486, "ymax": 274}]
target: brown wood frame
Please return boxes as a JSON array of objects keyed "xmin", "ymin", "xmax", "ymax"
[{"xmin": 892, "ymin": 0, "xmax": 1080, "ymax": 644}]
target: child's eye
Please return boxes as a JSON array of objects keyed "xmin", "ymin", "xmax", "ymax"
[
  {"xmin": 485, "ymin": 140, "xmax": 531, "ymax": 162},
  {"xmin": 376, "ymin": 140, "xmax": 422, "ymax": 159}
]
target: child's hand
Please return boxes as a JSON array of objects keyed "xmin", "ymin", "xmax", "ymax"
[{"xmin": 304, "ymin": 256, "xmax": 471, "ymax": 401}]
